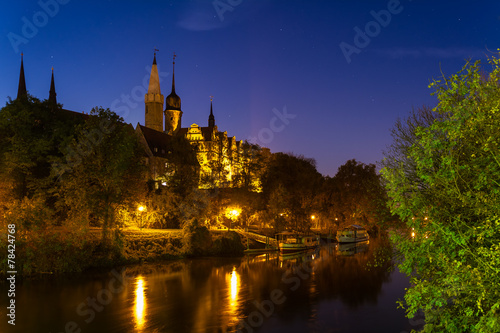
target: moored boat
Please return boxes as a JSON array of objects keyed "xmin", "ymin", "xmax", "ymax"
[
  {"xmin": 276, "ymin": 231, "xmax": 319, "ymax": 253},
  {"xmin": 336, "ymin": 224, "xmax": 369, "ymax": 243}
]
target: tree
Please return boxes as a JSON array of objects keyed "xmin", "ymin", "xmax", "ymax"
[
  {"xmin": 381, "ymin": 58, "xmax": 500, "ymax": 332},
  {"xmin": 0, "ymin": 96, "xmax": 80, "ymax": 202},
  {"xmin": 57, "ymin": 107, "xmax": 147, "ymax": 243},
  {"xmin": 262, "ymin": 152, "xmax": 323, "ymax": 232},
  {"xmin": 325, "ymin": 159, "xmax": 394, "ymax": 233},
  {"xmin": 233, "ymin": 141, "xmax": 268, "ymax": 192},
  {"xmin": 163, "ymin": 135, "xmax": 199, "ymax": 196},
  {"xmin": 382, "ymin": 105, "xmax": 444, "ymax": 190}
]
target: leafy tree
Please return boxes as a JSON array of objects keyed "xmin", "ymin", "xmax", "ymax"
[
  {"xmin": 382, "ymin": 105, "xmax": 444, "ymax": 192},
  {"xmin": 262, "ymin": 152, "xmax": 323, "ymax": 232},
  {"xmin": 233, "ymin": 141, "xmax": 268, "ymax": 192},
  {"xmin": 201, "ymin": 132, "xmax": 230, "ymax": 189},
  {"xmin": 0, "ymin": 96, "xmax": 78, "ymax": 201},
  {"xmin": 325, "ymin": 159, "xmax": 394, "ymax": 233},
  {"xmin": 381, "ymin": 58, "xmax": 500, "ymax": 332},
  {"xmin": 57, "ymin": 107, "xmax": 147, "ymax": 243},
  {"xmin": 164, "ymin": 135, "xmax": 199, "ymax": 196}
]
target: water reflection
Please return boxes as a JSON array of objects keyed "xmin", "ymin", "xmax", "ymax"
[
  {"xmin": 229, "ymin": 267, "xmax": 239, "ymax": 304},
  {"xmin": 134, "ymin": 276, "xmax": 146, "ymax": 330},
  {"xmin": 1, "ymin": 236, "xmax": 415, "ymax": 333},
  {"xmin": 227, "ymin": 266, "xmax": 240, "ymax": 323}
]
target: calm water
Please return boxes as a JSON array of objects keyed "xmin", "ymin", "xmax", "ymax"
[{"xmin": 1, "ymin": 237, "xmax": 423, "ymax": 333}]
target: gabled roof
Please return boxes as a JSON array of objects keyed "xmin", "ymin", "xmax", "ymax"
[{"xmin": 136, "ymin": 124, "xmax": 172, "ymax": 158}]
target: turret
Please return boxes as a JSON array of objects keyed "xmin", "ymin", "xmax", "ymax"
[{"xmin": 164, "ymin": 53, "xmax": 183, "ymax": 135}]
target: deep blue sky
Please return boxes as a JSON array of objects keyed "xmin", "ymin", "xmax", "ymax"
[{"xmin": 1, "ymin": 1, "xmax": 499, "ymax": 176}]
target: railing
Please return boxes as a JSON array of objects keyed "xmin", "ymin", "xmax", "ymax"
[{"xmin": 233, "ymin": 228, "xmax": 278, "ymax": 247}]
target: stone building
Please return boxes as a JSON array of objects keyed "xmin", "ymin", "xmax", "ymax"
[{"xmin": 136, "ymin": 53, "xmax": 251, "ymax": 189}]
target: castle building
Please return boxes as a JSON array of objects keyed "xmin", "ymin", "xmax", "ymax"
[
  {"xmin": 136, "ymin": 52, "xmax": 247, "ymax": 189},
  {"xmin": 13, "ymin": 52, "xmax": 259, "ymax": 190}
]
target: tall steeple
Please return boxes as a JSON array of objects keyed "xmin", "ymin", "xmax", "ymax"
[
  {"xmin": 164, "ymin": 52, "xmax": 183, "ymax": 135},
  {"xmin": 208, "ymin": 96, "xmax": 215, "ymax": 127},
  {"xmin": 17, "ymin": 53, "xmax": 27, "ymax": 100},
  {"xmin": 48, "ymin": 67, "xmax": 57, "ymax": 110},
  {"xmin": 144, "ymin": 50, "xmax": 164, "ymax": 132}
]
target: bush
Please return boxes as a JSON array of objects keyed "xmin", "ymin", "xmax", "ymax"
[
  {"xmin": 182, "ymin": 219, "xmax": 212, "ymax": 256},
  {"xmin": 211, "ymin": 231, "xmax": 245, "ymax": 257}
]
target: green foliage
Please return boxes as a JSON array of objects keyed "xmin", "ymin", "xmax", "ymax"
[
  {"xmin": 182, "ymin": 219, "xmax": 213, "ymax": 256},
  {"xmin": 321, "ymin": 159, "xmax": 396, "ymax": 233},
  {"xmin": 211, "ymin": 231, "xmax": 245, "ymax": 257},
  {"xmin": 0, "ymin": 96, "xmax": 82, "ymax": 202},
  {"xmin": 163, "ymin": 135, "xmax": 199, "ymax": 196},
  {"xmin": 382, "ymin": 56, "xmax": 500, "ymax": 332},
  {"xmin": 0, "ymin": 197, "xmax": 98, "ymax": 275},
  {"xmin": 262, "ymin": 152, "xmax": 323, "ymax": 232},
  {"xmin": 233, "ymin": 141, "xmax": 268, "ymax": 192},
  {"xmin": 56, "ymin": 107, "xmax": 147, "ymax": 243}
]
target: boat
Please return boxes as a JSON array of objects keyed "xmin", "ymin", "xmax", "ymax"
[
  {"xmin": 276, "ymin": 231, "xmax": 319, "ymax": 253},
  {"xmin": 336, "ymin": 224, "xmax": 369, "ymax": 243},
  {"xmin": 336, "ymin": 240, "xmax": 369, "ymax": 256}
]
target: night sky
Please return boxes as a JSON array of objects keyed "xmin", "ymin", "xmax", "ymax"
[{"xmin": 1, "ymin": 0, "xmax": 499, "ymax": 176}]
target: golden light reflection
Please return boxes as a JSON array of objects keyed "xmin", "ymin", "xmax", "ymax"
[
  {"xmin": 226, "ymin": 266, "xmax": 240, "ymax": 319},
  {"xmin": 230, "ymin": 268, "xmax": 238, "ymax": 302},
  {"xmin": 135, "ymin": 277, "xmax": 146, "ymax": 330}
]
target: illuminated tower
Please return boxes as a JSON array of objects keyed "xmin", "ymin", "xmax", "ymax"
[
  {"xmin": 164, "ymin": 53, "xmax": 182, "ymax": 135},
  {"xmin": 144, "ymin": 51, "xmax": 164, "ymax": 132}
]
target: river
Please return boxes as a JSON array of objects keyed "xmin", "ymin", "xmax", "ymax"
[{"xmin": 0, "ymin": 236, "xmax": 424, "ymax": 333}]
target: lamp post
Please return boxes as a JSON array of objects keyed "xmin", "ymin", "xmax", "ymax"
[
  {"xmin": 138, "ymin": 205, "xmax": 146, "ymax": 229},
  {"xmin": 229, "ymin": 209, "xmax": 240, "ymax": 230}
]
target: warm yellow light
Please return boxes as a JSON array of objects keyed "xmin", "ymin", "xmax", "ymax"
[
  {"xmin": 311, "ymin": 215, "xmax": 315, "ymax": 220},
  {"xmin": 231, "ymin": 209, "xmax": 240, "ymax": 217},
  {"xmin": 227, "ymin": 267, "xmax": 240, "ymax": 320},
  {"xmin": 230, "ymin": 268, "xmax": 238, "ymax": 301},
  {"xmin": 138, "ymin": 205, "xmax": 145, "ymax": 212},
  {"xmin": 411, "ymin": 232, "xmax": 415, "ymax": 238},
  {"xmin": 135, "ymin": 277, "xmax": 146, "ymax": 329}
]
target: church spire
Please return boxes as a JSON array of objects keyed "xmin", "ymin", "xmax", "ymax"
[
  {"xmin": 49, "ymin": 67, "xmax": 57, "ymax": 109},
  {"xmin": 171, "ymin": 52, "xmax": 177, "ymax": 94},
  {"xmin": 208, "ymin": 96, "xmax": 215, "ymax": 127},
  {"xmin": 147, "ymin": 49, "xmax": 161, "ymax": 95},
  {"xmin": 144, "ymin": 49, "xmax": 164, "ymax": 132},
  {"xmin": 17, "ymin": 53, "xmax": 27, "ymax": 100}
]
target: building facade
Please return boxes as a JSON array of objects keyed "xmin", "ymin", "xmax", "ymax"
[
  {"xmin": 13, "ymin": 53, "xmax": 261, "ymax": 190},
  {"xmin": 137, "ymin": 53, "xmax": 250, "ymax": 189}
]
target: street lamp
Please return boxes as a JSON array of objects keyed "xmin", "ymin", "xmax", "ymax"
[
  {"xmin": 228, "ymin": 208, "xmax": 240, "ymax": 230},
  {"xmin": 138, "ymin": 205, "xmax": 146, "ymax": 229}
]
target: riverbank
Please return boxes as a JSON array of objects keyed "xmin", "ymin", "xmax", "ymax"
[{"xmin": 0, "ymin": 226, "xmax": 245, "ymax": 277}]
